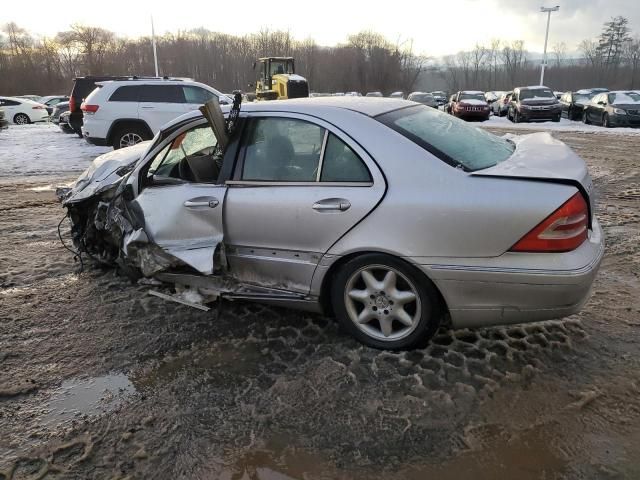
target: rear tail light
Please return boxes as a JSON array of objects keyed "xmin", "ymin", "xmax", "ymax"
[
  {"xmin": 81, "ymin": 103, "xmax": 99, "ymax": 113},
  {"xmin": 509, "ymin": 192, "xmax": 588, "ymax": 253},
  {"xmin": 32, "ymin": 105, "xmax": 44, "ymax": 109},
  {"xmin": 69, "ymin": 96, "xmax": 76, "ymax": 112}
]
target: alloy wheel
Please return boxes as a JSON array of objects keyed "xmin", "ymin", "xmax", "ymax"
[
  {"xmin": 344, "ymin": 265, "xmax": 421, "ymax": 341},
  {"xmin": 119, "ymin": 132, "xmax": 143, "ymax": 149},
  {"xmin": 14, "ymin": 113, "xmax": 29, "ymax": 125}
]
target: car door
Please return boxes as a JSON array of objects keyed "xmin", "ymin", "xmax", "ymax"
[
  {"xmin": 131, "ymin": 121, "xmax": 226, "ymax": 274},
  {"xmin": 138, "ymin": 85, "xmax": 187, "ymax": 133},
  {"xmin": 223, "ymin": 113, "xmax": 385, "ymax": 294},
  {"xmin": 588, "ymin": 94, "xmax": 603, "ymax": 122}
]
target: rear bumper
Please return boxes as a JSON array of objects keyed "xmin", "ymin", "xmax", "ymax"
[{"xmin": 413, "ymin": 218, "xmax": 605, "ymax": 329}]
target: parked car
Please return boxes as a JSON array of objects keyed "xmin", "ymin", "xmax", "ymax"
[
  {"xmin": 559, "ymin": 90, "xmax": 593, "ymax": 120},
  {"xmin": 508, "ymin": 86, "xmax": 562, "ymax": 123},
  {"xmin": 58, "ymin": 97, "xmax": 603, "ymax": 350},
  {"xmin": 15, "ymin": 95, "xmax": 42, "ymax": 102},
  {"xmin": 448, "ymin": 91, "xmax": 490, "ymax": 120},
  {"xmin": 444, "ymin": 94, "xmax": 456, "ymax": 114},
  {"xmin": 0, "ymin": 108, "xmax": 9, "ymax": 130},
  {"xmin": 0, "ymin": 96, "xmax": 49, "ymax": 124},
  {"xmin": 389, "ymin": 91, "xmax": 405, "ymax": 99},
  {"xmin": 51, "ymin": 101, "xmax": 70, "ymax": 124},
  {"xmin": 365, "ymin": 92, "xmax": 383, "ymax": 97},
  {"xmin": 492, "ymin": 91, "xmax": 513, "ymax": 117},
  {"xmin": 484, "ymin": 91, "xmax": 504, "ymax": 105},
  {"xmin": 582, "ymin": 91, "xmax": 640, "ymax": 128},
  {"xmin": 430, "ymin": 91, "xmax": 448, "ymax": 106},
  {"xmin": 39, "ymin": 95, "xmax": 70, "ymax": 115},
  {"xmin": 80, "ymin": 78, "xmax": 232, "ymax": 149},
  {"xmin": 68, "ymin": 76, "xmax": 131, "ymax": 137},
  {"xmin": 58, "ymin": 110, "xmax": 74, "ymax": 133},
  {"xmin": 345, "ymin": 92, "xmax": 362, "ymax": 97},
  {"xmin": 407, "ymin": 92, "xmax": 438, "ymax": 108}
]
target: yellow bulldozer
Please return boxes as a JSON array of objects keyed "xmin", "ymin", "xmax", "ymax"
[{"xmin": 253, "ymin": 57, "xmax": 309, "ymax": 100}]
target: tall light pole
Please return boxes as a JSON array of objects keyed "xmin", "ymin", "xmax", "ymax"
[
  {"xmin": 539, "ymin": 5, "xmax": 560, "ymax": 86},
  {"xmin": 151, "ymin": 16, "xmax": 159, "ymax": 77}
]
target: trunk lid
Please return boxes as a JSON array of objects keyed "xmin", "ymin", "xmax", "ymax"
[{"xmin": 472, "ymin": 132, "xmax": 595, "ymax": 217}]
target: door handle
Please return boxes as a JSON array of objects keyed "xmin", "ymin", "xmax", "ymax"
[
  {"xmin": 312, "ymin": 199, "xmax": 351, "ymax": 212},
  {"xmin": 184, "ymin": 197, "xmax": 219, "ymax": 208},
  {"xmin": 141, "ymin": 106, "xmax": 155, "ymax": 109}
]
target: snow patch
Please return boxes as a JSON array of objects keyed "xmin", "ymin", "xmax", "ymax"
[{"xmin": 0, "ymin": 124, "xmax": 111, "ymax": 177}]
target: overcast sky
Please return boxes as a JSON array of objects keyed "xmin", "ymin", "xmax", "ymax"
[{"xmin": 3, "ymin": 0, "xmax": 639, "ymax": 56}]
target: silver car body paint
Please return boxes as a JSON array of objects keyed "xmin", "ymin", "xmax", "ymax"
[{"xmin": 68, "ymin": 98, "xmax": 604, "ymax": 329}]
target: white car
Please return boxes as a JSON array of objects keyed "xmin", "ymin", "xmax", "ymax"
[
  {"xmin": 0, "ymin": 96, "xmax": 49, "ymax": 124},
  {"xmin": 80, "ymin": 78, "xmax": 232, "ymax": 149}
]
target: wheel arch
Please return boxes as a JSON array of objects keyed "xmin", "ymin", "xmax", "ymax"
[
  {"xmin": 13, "ymin": 112, "xmax": 30, "ymax": 124},
  {"xmin": 317, "ymin": 250, "xmax": 449, "ymax": 319},
  {"xmin": 107, "ymin": 119, "xmax": 153, "ymax": 145}
]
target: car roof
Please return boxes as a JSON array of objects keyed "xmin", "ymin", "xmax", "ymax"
[
  {"xmin": 173, "ymin": 97, "xmax": 414, "ymax": 126},
  {"xmin": 0, "ymin": 95, "xmax": 39, "ymax": 103},
  {"xmin": 460, "ymin": 90, "xmax": 484, "ymax": 94}
]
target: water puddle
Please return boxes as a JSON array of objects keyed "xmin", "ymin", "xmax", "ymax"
[{"xmin": 44, "ymin": 373, "xmax": 136, "ymax": 425}]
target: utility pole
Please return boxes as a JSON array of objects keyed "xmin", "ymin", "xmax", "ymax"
[
  {"xmin": 539, "ymin": 5, "xmax": 560, "ymax": 86},
  {"xmin": 151, "ymin": 16, "xmax": 159, "ymax": 77}
]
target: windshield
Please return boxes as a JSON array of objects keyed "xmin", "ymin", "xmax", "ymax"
[
  {"xmin": 459, "ymin": 93, "xmax": 485, "ymax": 101},
  {"xmin": 377, "ymin": 105, "xmax": 514, "ymax": 171},
  {"xmin": 269, "ymin": 60, "xmax": 294, "ymax": 76},
  {"xmin": 610, "ymin": 92, "xmax": 640, "ymax": 104},
  {"xmin": 574, "ymin": 94, "xmax": 589, "ymax": 102},
  {"xmin": 412, "ymin": 94, "xmax": 435, "ymax": 102},
  {"xmin": 519, "ymin": 89, "xmax": 555, "ymax": 100}
]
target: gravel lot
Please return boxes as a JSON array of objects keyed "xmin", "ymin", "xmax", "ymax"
[{"xmin": 1, "ymin": 124, "xmax": 639, "ymax": 479}]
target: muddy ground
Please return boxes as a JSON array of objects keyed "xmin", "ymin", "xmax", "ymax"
[{"xmin": 1, "ymin": 129, "xmax": 640, "ymax": 479}]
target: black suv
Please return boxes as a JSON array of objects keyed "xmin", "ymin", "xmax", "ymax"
[
  {"xmin": 68, "ymin": 76, "xmax": 129, "ymax": 137},
  {"xmin": 508, "ymin": 86, "xmax": 562, "ymax": 123}
]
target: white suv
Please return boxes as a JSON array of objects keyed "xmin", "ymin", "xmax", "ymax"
[{"xmin": 81, "ymin": 78, "xmax": 231, "ymax": 149}]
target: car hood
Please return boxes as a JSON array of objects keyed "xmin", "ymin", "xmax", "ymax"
[
  {"xmin": 472, "ymin": 132, "xmax": 594, "ymax": 213},
  {"xmin": 521, "ymin": 98, "xmax": 559, "ymax": 106},
  {"xmin": 61, "ymin": 141, "xmax": 151, "ymax": 205}
]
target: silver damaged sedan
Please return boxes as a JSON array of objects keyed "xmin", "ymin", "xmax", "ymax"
[{"xmin": 58, "ymin": 97, "xmax": 604, "ymax": 350}]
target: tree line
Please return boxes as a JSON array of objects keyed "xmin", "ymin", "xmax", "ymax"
[
  {"xmin": 0, "ymin": 24, "xmax": 426, "ymax": 96},
  {"xmin": 1, "ymin": 16, "xmax": 638, "ymax": 97},
  {"xmin": 439, "ymin": 16, "xmax": 640, "ymax": 92}
]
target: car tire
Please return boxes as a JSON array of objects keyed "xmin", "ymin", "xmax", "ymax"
[
  {"xmin": 553, "ymin": 114, "xmax": 561, "ymax": 123},
  {"xmin": 582, "ymin": 111, "xmax": 590, "ymax": 124},
  {"xmin": 112, "ymin": 124, "xmax": 150, "ymax": 150},
  {"xmin": 330, "ymin": 253, "xmax": 442, "ymax": 350},
  {"xmin": 14, "ymin": 113, "xmax": 30, "ymax": 125}
]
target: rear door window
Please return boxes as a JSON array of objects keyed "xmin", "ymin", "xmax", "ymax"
[
  {"xmin": 109, "ymin": 86, "xmax": 141, "ymax": 102},
  {"xmin": 320, "ymin": 133, "xmax": 371, "ymax": 182},
  {"xmin": 377, "ymin": 105, "xmax": 515, "ymax": 171},
  {"xmin": 139, "ymin": 85, "xmax": 186, "ymax": 103}
]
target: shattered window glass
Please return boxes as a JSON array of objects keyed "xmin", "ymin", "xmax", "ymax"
[
  {"xmin": 241, "ymin": 118, "xmax": 324, "ymax": 182},
  {"xmin": 148, "ymin": 126, "xmax": 218, "ymax": 179},
  {"xmin": 377, "ymin": 105, "xmax": 514, "ymax": 171}
]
